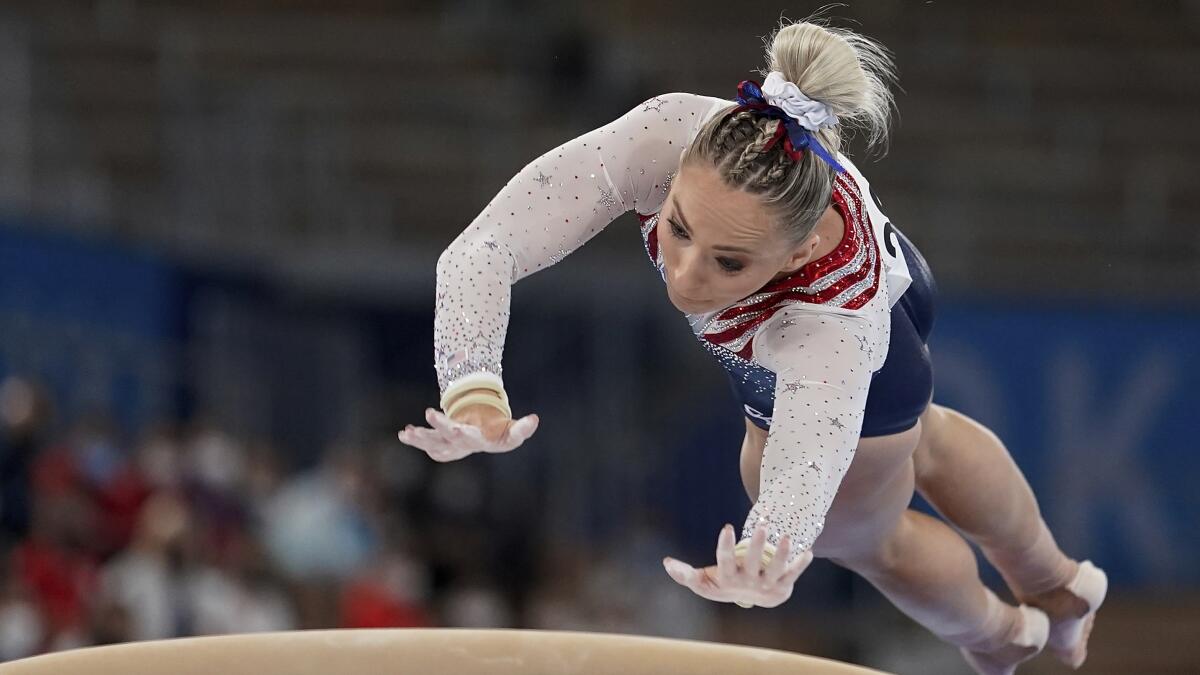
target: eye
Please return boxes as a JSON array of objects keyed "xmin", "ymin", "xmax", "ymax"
[
  {"xmin": 668, "ymin": 219, "xmax": 689, "ymax": 239},
  {"xmin": 717, "ymin": 258, "xmax": 743, "ymax": 274}
]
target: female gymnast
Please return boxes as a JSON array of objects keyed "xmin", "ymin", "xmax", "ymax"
[{"xmin": 398, "ymin": 18, "xmax": 1107, "ymax": 675}]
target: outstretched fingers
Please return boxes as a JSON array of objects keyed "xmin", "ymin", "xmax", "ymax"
[
  {"xmin": 663, "ymin": 558, "xmax": 720, "ymax": 601},
  {"xmin": 715, "ymin": 525, "xmax": 739, "ymax": 584},
  {"xmin": 399, "ymin": 426, "xmax": 460, "ymax": 461},
  {"xmin": 744, "ymin": 524, "xmax": 769, "ymax": 578},
  {"xmin": 764, "ymin": 535, "xmax": 791, "ymax": 582},
  {"xmin": 489, "ymin": 414, "xmax": 535, "ymax": 452},
  {"xmin": 781, "ymin": 548, "xmax": 814, "ymax": 585},
  {"xmin": 398, "ymin": 425, "xmax": 436, "ymax": 449},
  {"xmin": 425, "ymin": 408, "xmax": 461, "ymax": 436}
]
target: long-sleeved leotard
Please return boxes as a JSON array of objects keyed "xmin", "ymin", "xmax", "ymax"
[{"xmin": 434, "ymin": 92, "xmax": 910, "ymax": 564}]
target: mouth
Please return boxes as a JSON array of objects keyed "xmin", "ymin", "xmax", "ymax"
[{"xmin": 669, "ymin": 286, "xmax": 708, "ymax": 306}]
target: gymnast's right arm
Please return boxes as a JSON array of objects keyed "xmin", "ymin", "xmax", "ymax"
[{"xmin": 398, "ymin": 92, "xmax": 729, "ymax": 462}]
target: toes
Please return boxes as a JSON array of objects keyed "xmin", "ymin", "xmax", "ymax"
[{"xmin": 1052, "ymin": 612, "xmax": 1094, "ymax": 669}]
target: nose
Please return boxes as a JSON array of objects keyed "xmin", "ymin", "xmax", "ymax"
[{"xmin": 670, "ymin": 251, "xmax": 707, "ymax": 297}]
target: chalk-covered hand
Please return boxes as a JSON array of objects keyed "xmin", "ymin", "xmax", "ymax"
[
  {"xmin": 398, "ymin": 405, "xmax": 539, "ymax": 463},
  {"xmin": 662, "ymin": 522, "xmax": 812, "ymax": 609}
]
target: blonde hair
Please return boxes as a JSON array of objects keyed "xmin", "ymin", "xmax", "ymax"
[{"xmin": 681, "ymin": 17, "xmax": 897, "ymax": 245}]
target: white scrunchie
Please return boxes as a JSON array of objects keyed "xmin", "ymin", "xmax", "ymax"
[{"xmin": 761, "ymin": 71, "xmax": 839, "ymax": 131}]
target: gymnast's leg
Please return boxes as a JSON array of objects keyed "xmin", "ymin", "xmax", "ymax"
[
  {"xmin": 807, "ymin": 425, "xmax": 1047, "ymax": 675},
  {"xmin": 911, "ymin": 403, "xmax": 1106, "ymax": 668}
]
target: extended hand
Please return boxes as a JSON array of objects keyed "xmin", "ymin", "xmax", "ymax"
[
  {"xmin": 398, "ymin": 407, "xmax": 538, "ymax": 463},
  {"xmin": 662, "ymin": 522, "xmax": 812, "ymax": 609}
]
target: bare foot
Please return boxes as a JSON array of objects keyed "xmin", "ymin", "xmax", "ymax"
[
  {"xmin": 1013, "ymin": 560, "xmax": 1108, "ymax": 669},
  {"xmin": 960, "ymin": 605, "xmax": 1049, "ymax": 675}
]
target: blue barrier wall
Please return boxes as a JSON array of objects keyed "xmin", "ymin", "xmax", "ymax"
[
  {"xmin": 0, "ymin": 225, "xmax": 186, "ymax": 434},
  {"xmin": 929, "ymin": 305, "xmax": 1200, "ymax": 588}
]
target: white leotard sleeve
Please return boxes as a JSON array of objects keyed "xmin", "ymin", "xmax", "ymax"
[
  {"xmin": 742, "ymin": 291, "xmax": 890, "ymax": 563},
  {"xmin": 434, "ymin": 92, "xmax": 730, "ymax": 401}
]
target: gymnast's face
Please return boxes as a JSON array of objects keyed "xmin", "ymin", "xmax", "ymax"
[{"xmin": 657, "ymin": 162, "xmax": 821, "ymax": 315}]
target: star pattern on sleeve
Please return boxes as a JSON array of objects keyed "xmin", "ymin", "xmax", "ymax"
[
  {"xmin": 782, "ymin": 380, "xmax": 809, "ymax": 394},
  {"xmin": 597, "ymin": 186, "xmax": 619, "ymax": 210},
  {"xmin": 642, "ymin": 96, "xmax": 666, "ymax": 112}
]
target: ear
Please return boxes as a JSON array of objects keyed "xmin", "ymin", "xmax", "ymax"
[{"xmin": 779, "ymin": 233, "xmax": 821, "ymax": 275}]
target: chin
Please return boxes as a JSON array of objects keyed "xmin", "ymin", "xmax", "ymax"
[
  {"xmin": 667, "ymin": 282, "xmax": 724, "ymax": 313},
  {"xmin": 671, "ymin": 294, "xmax": 715, "ymax": 313}
]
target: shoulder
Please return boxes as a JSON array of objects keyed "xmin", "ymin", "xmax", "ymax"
[
  {"xmin": 644, "ymin": 91, "xmax": 733, "ymax": 112},
  {"xmin": 627, "ymin": 92, "xmax": 733, "ymax": 133},
  {"xmin": 752, "ymin": 303, "xmax": 874, "ymax": 352},
  {"xmin": 750, "ymin": 297, "xmax": 889, "ymax": 375},
  {"xmin": 604, "ymin": 93, "xmax": 733, "ymax": 216}
]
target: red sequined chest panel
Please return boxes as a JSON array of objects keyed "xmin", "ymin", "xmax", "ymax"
[{"xmin": 637, "ymin": 172, "xmax": 880, "ymax": 360}]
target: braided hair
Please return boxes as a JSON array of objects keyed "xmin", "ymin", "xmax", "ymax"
[{"xmin": 715, "ymin": 114, "xmax": 794, "ymax": 187}]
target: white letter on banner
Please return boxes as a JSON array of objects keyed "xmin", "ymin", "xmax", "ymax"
[{"xmin": 1047, "ymin": 347, "xmax": 1176, "ymax": 581}]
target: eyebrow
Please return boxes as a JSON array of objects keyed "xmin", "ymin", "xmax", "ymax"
[{"xmin": 671, "ymin": 197, "xmax": 756, "ymax": 254}]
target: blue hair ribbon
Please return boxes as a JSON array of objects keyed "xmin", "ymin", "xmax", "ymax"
[{"xmin": 734, "ymin": 79, "xmax": 846, "ymax": 174}]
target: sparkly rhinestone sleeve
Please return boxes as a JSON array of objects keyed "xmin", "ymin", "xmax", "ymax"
[
  {"xmin": 741, "ymin": 304, "xmax": 888, "ymax": 563},
  {"xmin": 434, "ymin": 92, "xmax": 730, "ymax": 398}
]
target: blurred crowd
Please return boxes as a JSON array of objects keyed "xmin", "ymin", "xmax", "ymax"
[{"xmin": 0, "ymin": 374, "xmax": 720, "ymax": 661}]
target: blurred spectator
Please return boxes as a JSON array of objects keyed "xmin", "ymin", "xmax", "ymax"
[
  {"xmin": 440, "ymin": 568, "xmax": 515, "ymax": 628},
  {"xmin": 95, "ymin": 492, "xmax": 192, "ymax": 641},
  {"xmin": 242, "ymin": 438, "xmax": 285, "ymax": 520},
  {"xmin": 185, "ymin": 528, "xmax": 295, "ymax": 635},
  {"xmin": 67, "ymin": 413, "xmax": 124, "ymax": 497},
  {"xmin": 0, "ymin": 376, "xmax": 53, "ymax": 545},
  {"xmin": 184, "ymin": 424, "xmax": 246, "ymax": 497},
  {"xmin": 31, "ymin": 411, "xmax": 151, "ymax": 559},
  {"xmin": 260, "ymin": 444, "xmax": 378, "ymax": 581},
  {"xmin": 10, "ymin": 484, "xmax": 100, "ymax": 649},
  {"xmin": 0, "ymin": 557, "xmax": 43, "ymax": 661},
  {"xmin": 339, "ymin": 549, "xmax": 433, "ymax": 628},
  {"xmin": 133, "ymin": 424, "xmax": 185, "ymax": 493},
  {"xmin": 182, "ymin": 423, "xmax": 250, "ymax": 559}
]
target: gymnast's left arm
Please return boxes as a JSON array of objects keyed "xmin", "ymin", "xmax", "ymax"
[
  {"xmin": 742, "ymin": 309, "xmax": 876, "ymax": 562},
  {"xmin": 662, "ymin": 308, "xmax": 877, "ymax": 608}
]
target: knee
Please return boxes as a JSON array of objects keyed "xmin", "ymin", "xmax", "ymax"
[{"xmin": 826, "ymin": 514, "xmax": 910, "ymax": 578}]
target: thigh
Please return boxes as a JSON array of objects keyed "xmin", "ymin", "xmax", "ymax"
[
  {"xmin": 739, "ymin": 417, "xmax": 768, "ymax": 502},
  {"xmin": 812, "ymin": 421, "xmax": 922, "ymax": 559}
]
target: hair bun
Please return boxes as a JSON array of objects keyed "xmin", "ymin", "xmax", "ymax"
[{"xmin": 763, "ymin": 19, "xmax": 897, "ymax": 155}]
